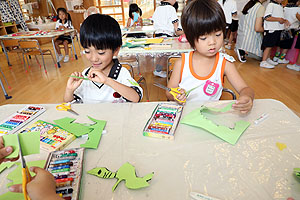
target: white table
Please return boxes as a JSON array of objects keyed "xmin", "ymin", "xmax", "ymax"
[
  {"xmin": 0, "ymin": 29, "xmax": 77, "ymax": 68},
  {"xmin": 121, "ymin": 25, "xmax": 155, "ymax": 36},
  {"xmin": 26, "ymin": 22, "xmax": 56, "ymax": 31},
  {"xmin": 0, "ymin": 99, "xmax": 299, "ymax": 200}
]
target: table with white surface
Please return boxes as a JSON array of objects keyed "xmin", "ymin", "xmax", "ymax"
[
  {"xmin": 0, "ymin": 29, "xmax": 77, "ymax": 68},
  {"xmin": 0, "ymin": 99, "xmax": 299, "ymax": 200},
  {"xmin": 121, "ymin": 25, "xmax": 155, "ymax": 36}
]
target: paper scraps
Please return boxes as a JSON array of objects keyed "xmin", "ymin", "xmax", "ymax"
[
  {"xmin": 54, "ymin": 116, "xmax": 106, "ymax": 149},
  {"xmin": 0, "ymin": 162, "xmax": 15, "ymax": 174},
  {"xmin": 276, "ymin": 142, "xmax": 287, "ymax": 151},
  {"xmin": 181, "ymin": 102, "xmax": 250, "ymax": 145},
  {"xmin": 3, "ymin": 131, "xmax": 40, "ymax": 158},
  {"xmin": 87, "ymin": 162, "xmax": 154, "ymax": 191}
]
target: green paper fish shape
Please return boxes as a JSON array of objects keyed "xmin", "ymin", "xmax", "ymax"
[{"xmin": 87, "ymin": 162, "xmax": 154, "ymax": 191}]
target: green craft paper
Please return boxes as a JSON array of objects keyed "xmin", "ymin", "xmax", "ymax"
[
  {"xmin": 69, "ymin": 75, "xmax": 89, "ymax": 81},
  {"xmin": 54, "ymin": 117, "xmax": 92, "ymax": 137},
  {"xmin": 0, "ymin": 191, "xmax": 24, "ymax": 200},
  {"xmin": 0, "ymin": 162, "xmax": 15, "ymax": 174},
  {"xmin": 87, "ymin": 162, "xmax": 154, "ymax": 191},
  {"xmin": 3, "ymin": 132, "xmax": 40, "ymax": 158},
  {"xmin": 80, "ymin": 116, "xmax": 106, "ymax": 149},
  {"xmin": 181, "ymin": 103, "xmax": 250, "ymax": 145}
]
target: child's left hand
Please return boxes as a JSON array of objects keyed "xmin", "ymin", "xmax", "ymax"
[
  {"xmin": 88, "ymin": 69, "xmax": 108, "ymax": 84},
  {"xmin": 232, "ymin": 95, "xmax": 253, "ymax": 114}
]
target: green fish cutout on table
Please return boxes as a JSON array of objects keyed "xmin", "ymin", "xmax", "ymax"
[{"xmin": 87, "ymin": 162, "xmax": 154, "ymax": 191}]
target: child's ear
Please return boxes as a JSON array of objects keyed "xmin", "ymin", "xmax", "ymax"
[{"xmin": 113, "ymin": 47, "xmax": 121, "ymax": 57}]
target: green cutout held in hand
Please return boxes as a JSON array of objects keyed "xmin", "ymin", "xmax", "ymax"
[{"xmin": 87, "ymin": 162, "xmax": 154, "ymax": 191}]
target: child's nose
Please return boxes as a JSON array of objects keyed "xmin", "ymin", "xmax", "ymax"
[
  {"xmin": 90, "ymin": 53, "xmax": 99, "ymax": 62},
  {"xmin": 208, "ymin": 36, "xmax": 216, "ymax": 45}
]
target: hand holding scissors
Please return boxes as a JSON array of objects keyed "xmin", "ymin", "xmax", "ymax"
[
  {"xmin": 17, "ymin": 134, "xmax": 32, "ymax": 200},
  {"xmin": 154, "ymin": 83, "xmax": 186, "ymax": 103},
  {"xmin": 56, "ymin": 102, "xmax": 79, "ymax": 115}
]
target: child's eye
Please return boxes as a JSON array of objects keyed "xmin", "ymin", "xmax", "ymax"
[
  {"xmin": 98, "ymin": 52, "xmax": 105, "ymax": 55},
  {"xmin": 84, "ymin": 50, "xmax": 90, "ymax": 54},
  {"xmin": 216, "ymin": 33, "xmax": 222, "ymax": 37},
  {"xmin": 199, "ymin": 37, "xmax": 206, "ymax": 41}
]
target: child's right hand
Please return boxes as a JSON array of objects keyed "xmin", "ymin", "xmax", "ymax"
[
  {"xmin": 9, "ymin": 167, "xmax": 63, "ymax": 200},
  {"xmin": 174, "ymin": 88, "xmax": 187, "ymax": 105},
  {"xmin": 279, "ymin": 18, "xmax": 285, "ymax": 24},
  {"xmin": 66, "ymin": 72, "xmax": 83, "ymax": 91},
  {"xmin": 88, "ymin": 69, "xmax": 108, "ymax": 84}
]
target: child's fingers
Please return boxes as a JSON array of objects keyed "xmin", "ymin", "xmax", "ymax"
[{"xmin": 8, "ymin": 184, "xmax": 22, "ymax": 193}]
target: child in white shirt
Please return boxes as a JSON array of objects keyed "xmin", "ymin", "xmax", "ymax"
[{"xmin": 64, "ymin": 14, "xmax": 143, "ymax": 103}]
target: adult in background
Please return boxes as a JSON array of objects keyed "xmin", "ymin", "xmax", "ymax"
[{"xmin": 235, "ymin": 0, "xmax": 266, "ymax": 62}]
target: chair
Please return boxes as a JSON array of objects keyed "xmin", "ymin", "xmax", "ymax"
[
  {"xmin": 18, "ymin": 39, "xmax": 56, "ymax": 74},
  {"xmin": 166, "ymin": 55, "xmax": 237, "ymax": 100},
  {"xmin": 121, "ymin": 62, "xmax": 149, "ymax": 101},
  {"xmin": 58, "ymin": 29, "xmax": 81, "ymax": 61},
  {"xmin": 2, "ymin": 39, "xmax": 23, "ymax": 65}
]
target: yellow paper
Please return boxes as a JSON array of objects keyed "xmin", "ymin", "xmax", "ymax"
[
  {"xmin": 276, "ymin": 142, "xmax": 287, "ymax": 151},
  {"xmin": 145, "ymin": 38, "xmax": 164, "ymax": 44}
]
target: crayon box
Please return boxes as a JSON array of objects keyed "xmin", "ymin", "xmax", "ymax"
[
  {"xmin": 44, "ymin": 148, "xmax": 84, "ymax": 200},
  {"xmin": 143, "ymin": 103, "xmax": 183, "ymax": 140},
  {"xmin": 0, "ymin": 105, "xmax": 46, "ymax": 136}
]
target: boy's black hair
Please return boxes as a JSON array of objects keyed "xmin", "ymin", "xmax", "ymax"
[
  {"xmin": 129, "ymin": 3, "xmax": 142, "ymax": 19},
  {"xmin": 181, "ymin": 0, "xmax": 226, "ymax": 48},
  {"xmin": 57, "ymin": 7, "xmax": 72, "ymax": 23},
  {"xmin": 287, "ymin": 0, "xmax": 298, "ymax": 5},
  {"xmin": 80, "ymin": 14, "xmax": 122, "ymax": 52},
  {"xmin": 242, "ymin": 0, "xmax": 260, "ymax": 15}
]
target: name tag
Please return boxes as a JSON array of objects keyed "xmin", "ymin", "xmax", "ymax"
[{"xmin": 203, "ymin": 80, "xmax": 219, "ymax": 96}]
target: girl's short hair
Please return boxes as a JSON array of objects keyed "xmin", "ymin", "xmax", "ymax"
[
  {"xmin": 181, "ymin": 0, "xmax": 226, "ymax": 48},
  {"xmin": 80, "ymin": 14, "xmax": 122, "ymax": 52},
  {"xmin": 129, "ymin": 3, "xmax": 142, "ymax": 19}
]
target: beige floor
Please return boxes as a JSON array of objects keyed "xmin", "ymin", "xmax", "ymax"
[{"xmin": 0, "ymin": 42, "xmax": 299, "ymax": 116}]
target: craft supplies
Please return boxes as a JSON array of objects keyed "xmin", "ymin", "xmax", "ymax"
[
  {"xmin": 154, "ymin": 83, "xmax": 186, "ymax": 103},
  {"xmin": 20, "ymin": 120, "xmax": 76, "ymax": 152},
  {"xmin": 254, "ymin": 113, "xmax": 269, "ymax": 125},
  {"xmin": 45, "ymin": 148, "xmax": 84, "ymax": 200},
  {"xmin": 56, "ymin": 103, "xmax": 79, "ymax": 116},
  {"xmin": 143, "ymin": 103, "xmax": 183, "ymax": 140},
  {"xmin": 0, "ymin": 105, "xmax": 46, "ymax": 136}
]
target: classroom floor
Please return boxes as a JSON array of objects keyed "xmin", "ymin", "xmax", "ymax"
[{"xmin": 0, "ymin": 42, "xmax": 299, "ymax": 116}]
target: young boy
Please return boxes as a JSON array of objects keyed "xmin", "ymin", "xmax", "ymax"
[
  {"xmin": 64, "ymin": 14, "xmax": 143, "ymax": 103},
  {"xmin": 152, "ymin": 0, "xmax": 184, "ymax": 78},
  {"xmin": 260, "ymin": 0, "xmax": 290, "ymax": 69}
]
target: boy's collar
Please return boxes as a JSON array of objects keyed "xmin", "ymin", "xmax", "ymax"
[
  {"xmin": 285, "ymin": 3, "xmax": 297, "ymax": 7},
  {"xmin": 161, "ymin": 1, "xmax": 171, "ymax": 6},
  {"xmin": 85, "ymin": 59, "xmax": 121, "ymax": 80},
  {"xmin": 270, "ymin": 0, "xmax": 280, "ymax": 5}
]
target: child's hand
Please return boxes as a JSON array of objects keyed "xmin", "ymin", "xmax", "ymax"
[
  {"xmin": 232, "ymin": 95, "xmax": 253, "ymax": 114},
  {"xmin": 9, "ymin": 167, "xmax": 63, "ymax": 200},
  {"xmin": 174, "ymin": 88, "xmax": 187, "ymax": 105},
  {"xmin": 0, "ymin": 136, "xmax": 18, "ymax": 164},
  {"xmin": 66, "ymin": 72, "xmax": 83, "ymax": 91},
  {"xmin": 284, "ymin": 20, "xmax": 291, "ymax": 27},
  {"xmin": 88, "ymin": 69, "xmax": 108, "ymax": 84},
  {"xmin": 59, "ymin": 25, "xmax": 65, "ymax": 30},
  {"xmin": 279, "ymin": 18, "xmax": 285, "ymax": 24}
]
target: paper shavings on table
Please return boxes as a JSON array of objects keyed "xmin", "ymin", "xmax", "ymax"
[
  {"xmin": 54, "ymin": 116, "xmax": 106, "ymax": 149},
  {"xmin": 181, "ymin": 102, "xmax": 250, "ymax": 145},
  {"xmin": 87, "ymin": 162, "xmax": 154, "ymax": 191},
  {"xmin": 0, "ymin": 162, "xmax": 15, "ymax": 174},
  {"xmin": 3, "ymin": 131, "xmax": 40, "ymax": 158},
  {"xmin": 0, "ymin": 160, "xmax": 46, "ymax": 200},
  {"xmin": 276, "ymin": 142, "xmax": 287, "ymax": 151}
]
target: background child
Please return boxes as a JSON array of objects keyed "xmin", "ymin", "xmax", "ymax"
[
  {"xmin": 152, "ymin": 0, "xmax": 184, "ymax": 78},
  {"xmin": 168, "ymin": 0, "xmax": 254, "ymax": 114},
  {"xmin": 274, "ymin": 0, "xmax": 300, "ymax": 64},
  {"xmin": 54, "ymin": 8, "xmax": 73, "ymax": 63},
  {"xmin": 64, "ymin": 14, "xmax": 143, "ymax": 103},
  {"xmin": 260, "ymin": 0, "xmax": 290, "ymax": 68},
  {"xmin": 127, "ymin": 3, "xmax": 143, "ymax": 28}
]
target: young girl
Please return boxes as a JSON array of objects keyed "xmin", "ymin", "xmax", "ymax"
[
  {"xmin": 127, "ymin": 3, "xmax": 143, "ymax": 28},
  {"xmin": 54, "ymin": 8, "xmax": 74, "ymax": 63},
  {"xmin": 168, "ymin": 0, "xmax": 254, "ymax": 114},
  {"xmin": 64, "ymin": 14, "xmax": 143, "ymax": 103}
]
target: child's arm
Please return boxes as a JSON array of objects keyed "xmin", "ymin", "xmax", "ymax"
[
  {"xmin": 167, "ymin": 58, "xmax": 186, "ymax": 104},
  {"xmin": 138, "ymin": 17, "xmax": 143, "ymax": 27},
  {"xmin": 173, "ymin": 22, "xmax": 184, "ymax": 36},
  {"xmin": 224, "ymin": 61, "xmax": 254, "ymax": 114},
  {"xmin": 64, "ymin": 72, "xmax": 84, "ymax": 102},
  {"xmin": 9, "ymin": 167, "xmax": 63, "ymax": 200},
  {"xmin": 297, "ymin": 13, "xmax": 300, "ymax": 21},
  {"xmin": 126, "ymin": 18, "xmax": 131, "ymax": 28},
  {"xmin": 265, "ymin": 16, "xmax": 286, "ymax": 24},
  {"xmin": 88, "ymin": 69, "xmax": 140, "ymax": 102}
]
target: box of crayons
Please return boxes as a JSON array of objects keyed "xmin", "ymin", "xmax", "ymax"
[
  {"xmin": 20, "ymin": 120, "xmax": 76, "ymax": 152},
  {"xmin": 143, "ymin": 103, "xmax": 183, "ymax": 140},
  {"xmin": 0, "ymin": 105, "xmax": 46, "ymax": 136},
  {"xmin": 44, "ymin": 148, "xmax": 84, "ymax": 200}
]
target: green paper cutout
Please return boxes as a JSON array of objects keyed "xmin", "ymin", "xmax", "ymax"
[
  {"xmin": 69, "ymin": 75, "xmax": 90, "ymax": 81},
  {"xmin": 181, "ymin": 103, "xmax": 250, "ymax": 145},
  {"xmin": 0, "ymin": 162, "xmax": 15, "ymax": 174},
  {"xmin": 122, "ymin": 42, "xmax": 145, "ymax": 48},
  {"xmin": 54, "ymin": 117, "xmax": 92, "ymax": 137},
  {"xmin": 0, "ymin": 191, "xmax": 24, "ymax": 200},
  {"xmin": 54, "ymin": 116, "xmax": 106, "ymax": 149},
  {"xmin": 80, "ymin": 116, "xmax": 106, "ymax": 149},
  {"xmin": 6, "ymin": 160, "xmax": 46, "ymax": 187},
  {"xmin": 3, "ymin": 132, "xmax": 40, "ymax": 158},
  {"xmin": 127, "ymin": 79, "xmax": 140, "ymax": 87},
  {"xmin": 294, "ymin": 168, "xmax": 300, "ymax": 179},
  {"xmin": 87, "ymin": 162, "xmax": 154, "ymax": 191}
]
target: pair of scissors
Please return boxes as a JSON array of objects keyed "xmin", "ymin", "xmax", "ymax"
[
  {"xmin": 17, "ymin": 134, "xmax": 32, "ymax": 200},
  {"xmin": 154, "ymin": 83, "xmax": 186, "ymax": 103},
  {"xmin": 56, "ymin": 102, "xmax": 79, "ymax": 115}
]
